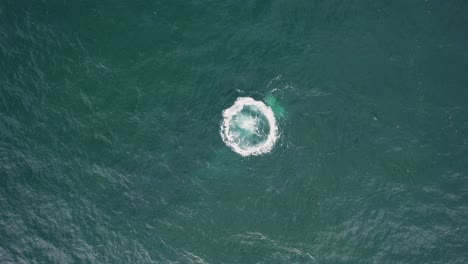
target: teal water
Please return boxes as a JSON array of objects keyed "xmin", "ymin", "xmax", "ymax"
[{"xmin": 1, "ymin": 1, "xmax": 468, "ymax": 263}]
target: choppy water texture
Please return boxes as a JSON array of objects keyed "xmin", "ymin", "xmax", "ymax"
[{"xmin": 1, "ymin": 1, "xmax": 468, "ymax": 263}]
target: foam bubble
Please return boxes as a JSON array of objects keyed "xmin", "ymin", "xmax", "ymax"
[{"xmin": 220, "ymin": 97, "xmax": 279, "ymax": 156}]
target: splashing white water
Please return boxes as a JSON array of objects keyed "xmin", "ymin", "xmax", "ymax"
[{"xmin": 220, "ymin": 97, "xmax": 279, "ymax": 156}]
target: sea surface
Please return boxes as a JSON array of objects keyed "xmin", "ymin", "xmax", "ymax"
[{"xmin": 1, "ymin": 1, "xmax": 468, "ymax": 263}]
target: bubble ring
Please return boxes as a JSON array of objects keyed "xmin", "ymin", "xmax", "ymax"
[{"xmin": 220, "ymin": 97, "xmax": 279, "ymax": 156}]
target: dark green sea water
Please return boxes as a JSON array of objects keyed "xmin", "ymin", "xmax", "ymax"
[{"xmin": 1, "ymin": 1, "xmax": 468, "ymax": 263}]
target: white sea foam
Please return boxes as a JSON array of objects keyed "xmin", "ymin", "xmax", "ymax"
[{"xmin": 220, "ymin": 97, "xmax": 278, "ymax": 156}]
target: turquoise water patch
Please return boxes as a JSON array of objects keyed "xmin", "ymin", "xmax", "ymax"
[{"xmin": 265, "ymin": 93, "xmax": 286, "ymax": 118}]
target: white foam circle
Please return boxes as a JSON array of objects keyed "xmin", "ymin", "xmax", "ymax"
[{"xmin": 220, "ymin": 97, "xmax": 279, "ymax": 156}]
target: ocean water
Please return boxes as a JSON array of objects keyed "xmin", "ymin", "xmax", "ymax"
[{"xmin": 1, "ymin": 0, "xmax": 468, "ymax": 263}]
